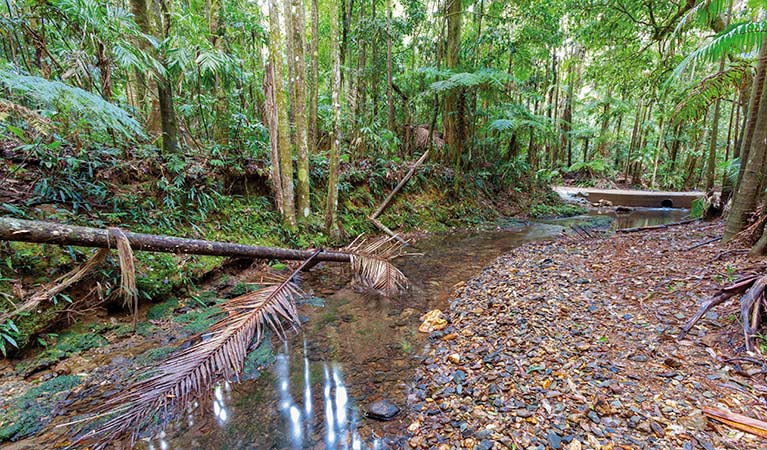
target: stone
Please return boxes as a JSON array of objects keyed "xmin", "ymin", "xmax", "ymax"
[{"xmin": 366, "ymin": 399, "xmax": 400, "ymax": 421}]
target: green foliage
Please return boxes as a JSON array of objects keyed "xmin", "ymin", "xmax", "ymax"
[
  {"xmin": 529, "ymin": 203, "xmax": 587, "ymax": 218},
  {"xmin": 690, "ymin": 197, "xmax": 705, "ymax": 219},
  {"xmin": 0, "ymin": 66, "xmax": 144, "ymax": 139},
  {"xmin": 0, "ymin": 320, "xmax": 20, "ymax": 357},
  {"xmin": 673, "ymin": 62, "xmax": 752, "ymax": 123}
]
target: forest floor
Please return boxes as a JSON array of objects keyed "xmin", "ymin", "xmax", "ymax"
[{"xmin": 406, "ymin": 220, "xmax": 767, "ymax": 450}]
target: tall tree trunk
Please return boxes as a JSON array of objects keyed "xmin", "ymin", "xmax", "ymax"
[
  {"xmin": 130, "ymin": 0, "xmax": 178, "ymax": 153},
  {"xmin": 269, "ymin": 0, "xmax": 297, "ymax": 228},
  {"xmin": 443, "ymin": 0, "xmax": 462, "ymax": 166},
  {"xmin": 288, "ymin": 0, "xmax": 311, "ymax": 220},
  {"xmin": 724, "ymin": 39, "xmax": 767, "ymax": 240},
  {"xmin": 308, "ymin": 0, "xmax": 319, "ymax": 154},
  {"xmin": 735, "ymin": 35, "xmax": 767, "ymax": 194},
  {"xmin": 386, "ymin": 0, "xmax": 395, "ymax": 133},
  {"xmin": 326, "ymin": 0, "xmax": 342, "ymax": 235},
  {"xmin": 651, "ymin": 115, "xmax": 665, "ymax": 187},
  {"xmin": 597, "ymin": 91, "xmax": 611, "ymax": 157},
  {"xmin": 705, "ymin": 0, "xmax": 733, "ymax": 190},
  {"xmin": 264, "ymin": 63, "xmax": 284, "ymax": 215}
]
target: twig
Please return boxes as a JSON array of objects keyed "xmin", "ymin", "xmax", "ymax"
[{"xmin": 685, "ymin": 236, "xmax": 722, "ymax": 251}]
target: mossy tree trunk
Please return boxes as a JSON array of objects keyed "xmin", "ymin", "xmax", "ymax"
[
  {"xmin": 443, "ymin": 0, "xmax": 463, "ymax": 167},
  {"xmin": 325, "ymin": 0, "xmax": 342, "ymax": 235},
  {"xmin": 287, "ymin": 0, "xmax": 311, "ymax": 220},
  {"xmin": 268, "ymin": 0, "xmax": 297, "ymax": 228}
]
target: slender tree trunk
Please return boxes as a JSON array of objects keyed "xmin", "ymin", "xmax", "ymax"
[
  {"xmin": 386, "ymin": 0, "xmax": 395, "ymax": 133},
  {"xmin": 288, "ymin": 0, "xmax": 311, "ymax": 220},
  {"xmin": 308, "ymin": 0, "xmax": 319, "ymax": 154},
  {"xmin": 706, "ymin": 0, "xmax": 733, "ymax": 190},
  {"xmin": 326, "ymin": 0, "xmax": 342, "ymax": 235},
  {"xmin": 722, "ymin": 91, "xmax": 738, "ymax": 201},
  {"xmin": 443, "ymin": 0, "xmax": 462, "ymax": 166},
  {"xmin": 264, "ymin": 63, "xmax": 284, "ymax": 214},
  {"xmin": 651, "ymin": 115, "xmax": 665, "ymax": 187},
  {"xmin": 269, "ymin": 0, "xmax": 297, "ymax": 228},
  {"xmin": 130, "ymin": 0, "xmax": 178, "ymax": 153},
  {"xmin": 725, "ymin": 40, "xmax": 767, "ymax": 240}
]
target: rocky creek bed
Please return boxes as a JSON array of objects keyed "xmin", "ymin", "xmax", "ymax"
[{"xmin": 406, "ymin": 220, "xmax": 767, "ymax": 450}]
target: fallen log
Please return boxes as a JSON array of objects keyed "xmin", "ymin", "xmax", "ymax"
[
  {"xmin": 0, "ymin": 217, "xmax": 352, "ymax": 263},
  {"xmin": 616, "ymin": 218, "xmax": 698, "ymax": 233}
]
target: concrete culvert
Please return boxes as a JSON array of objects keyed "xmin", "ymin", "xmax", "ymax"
[{"xmin": 661, "ymin": 199, "xmax": 674, "ymax": 208}]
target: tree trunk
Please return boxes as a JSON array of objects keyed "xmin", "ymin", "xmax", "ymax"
[
  {"xmin": 735, "ymin": 35, "xmax": 767, "ymax": 194},
  {"xmin": 268, "ymin": 0, "xmax": 297, "ymax": 228},
  {"xmin": 130, "ymin": 0, "xmax": 178, "ymax": 154},
  {"xmin": 725, "ymin": 39, "xmax": 767, "ymax": 240},
  {"xmin": 443, "ymin": 0, "xmax": 462, "ymax": 166},
  {"xmin": 386, "ymin": 0, "xmax": 395, "ymax": 133},
  {"xmin": 264, "ymin": 63, "xmax": 284, "ymax": 215},
  {"xmin": 288, "ymin": 0, "xmax": 311, "ymax": 220},
  {"xmin": 308, "ymin": 0, "xmax": 320, "ymax": 154},
  {"xmin": 0, "ymin": 218, "xmax": 351, "ymax": 263},
  {"xmin": 325, "ymin": 0, "xmax": 342, "ymax": 234}
]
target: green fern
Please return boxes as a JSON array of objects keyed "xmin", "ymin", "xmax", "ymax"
[
  {"xmin": 0, "ymin": 67, "xmax": 145, "ymax": 139},
  {"xmin": 673, "ymin": 62, "xmax": 751, "ymax": 123}
]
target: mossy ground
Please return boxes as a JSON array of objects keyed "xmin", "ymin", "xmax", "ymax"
[{"xmin": 0, "ymin": 375, "xmax": 81, "ymax": 441}]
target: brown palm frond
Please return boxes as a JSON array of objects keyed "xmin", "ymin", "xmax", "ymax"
[
  {"xmin": 110, "ymin": 228, "xmax": 138, "ymax": 326},
  {"xmin": 70, "ymin": 254, "xmax": 316, "ymax": 449},
  {"xmin": 344, "ymin": 235, "xmax": 409, "ymax": 296}
]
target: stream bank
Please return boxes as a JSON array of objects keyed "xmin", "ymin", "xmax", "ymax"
[{"xmin": 407, "ymin": 220, "xmax": 765, "ymax": 450}]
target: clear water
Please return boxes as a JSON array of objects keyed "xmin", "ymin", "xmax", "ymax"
[{"xmin": 151, "ymin": 209, "xmax": 688, "ymax": 450}]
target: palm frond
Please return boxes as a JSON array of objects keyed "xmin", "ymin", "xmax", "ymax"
[
  {"xmin": 672, "ymin": 0, "xmax": 732, "ymax": 38},
  {"xmin": 672, "ymin": 21, "xmax": 767, "ymax": 79},
  {"xmin": 344, "ymin": 236, "xmax": 409, "ymax": 296},
  {"xmin": 673, "ymin": 62, "xmax": 752, "ymax": 123},
  {"xmin": 71, "ymin": 255, "xmax": 316, "ymax": 449},
  {"xmin": 109, "ymin": 228, "xmax": 138, "ymax": 326}
]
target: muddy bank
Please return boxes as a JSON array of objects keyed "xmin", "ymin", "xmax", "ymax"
[{"xmin": 407, "ymin": 220, "xmax": 765, "ymax": 449}]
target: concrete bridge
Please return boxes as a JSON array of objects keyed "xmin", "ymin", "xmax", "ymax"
[{"xmin": 554, "ymin": 186, "xmax": 704, "ymax": 209}]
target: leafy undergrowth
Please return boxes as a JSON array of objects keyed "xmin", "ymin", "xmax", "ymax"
[{"xmin": 408, "ymin": 221, "xmax": 766, "ymax": 449}]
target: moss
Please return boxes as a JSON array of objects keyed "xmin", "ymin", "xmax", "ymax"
[
  {"xmin": 0, "ymin": 375, "xmax": 81, "ymax": 442},
  {"xmin": 15, "ymin": 332, "xmax": 107, "ymax": 375},
  {"xmin": 135, "ymin": 345, "xmax": 177, "ymax": 366},
  {"xmin": 146, "ymin": 297, "xmax": 179, "ymax": 320},
  {"xmin": 529, "ymin": 203, "xmax": 587, "ymax": 218},
  {"xmin": 242, "ymin": 338, "xmax": 275, "ymax": 381},
  {"xmin": 114, "ymin": 321, "xmax": 157, "ymax": 338},
  {"xmin": 54, "ymin": 332, "xmax": 108, "ymax": 354},
  {"xmin": 172, "ymin": 306, "xmax": 224, "ymax": 334}
]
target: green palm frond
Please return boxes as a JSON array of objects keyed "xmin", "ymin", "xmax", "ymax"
[
  {"xmin": 72, "ymin": 256, "xmax": 315, "ymax": 449},
  {"xmin": 673, "ymin": 62, "xmax": 751, "ymax": 123},
  {"xmin": 673, "ymin": 0, "xmax": 732, "ymax": 38},
  {"xmin": 672, "ymin": 21, "xmax": 767, "ymax": 79}
]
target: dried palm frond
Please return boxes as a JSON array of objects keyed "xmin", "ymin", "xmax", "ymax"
[
  {"xmin": 344, "ymin": 235, "xmax": 409, "ymax": 296},
  {"xmin": 0, "ymin": 248, "xmax": 109, "ymax": 323},
  {"xmin": 109, "ymin": 228, "xmax": 138, "ymax": 326},
  {"xmin": 70, "ymin": 254, "xmax": 316, "ymax": 449}
]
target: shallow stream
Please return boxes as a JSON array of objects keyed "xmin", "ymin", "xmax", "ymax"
[{"xmin": 153, "ymin": 208, "xmax": 688, "ymax": 450}]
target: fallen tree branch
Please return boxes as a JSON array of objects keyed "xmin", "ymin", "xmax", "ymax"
[
  {"xmin": 679, "ymin": 274, "xmax": 761, "ymax": 339},
  {"xmin": 685, "ymin": 236, "xmax": 722, "ymax": 251},
  {"xmin": 0, "ymin": 217, "xmax": 352, "ymax": 263}
]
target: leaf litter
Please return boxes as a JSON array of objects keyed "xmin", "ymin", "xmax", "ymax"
[{"xmin": 407, "ymin": 220, "xmax": 767, "ymax": 449}]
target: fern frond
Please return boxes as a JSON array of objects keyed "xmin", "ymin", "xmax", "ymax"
[{"xmin": 0, "ymin": 67, "xmax": 145, "ymax": 139}]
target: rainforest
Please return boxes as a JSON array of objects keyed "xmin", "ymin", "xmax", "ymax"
[{"xmin": 1, "ymin": 0, "xmax": 767, "ymax": 448}]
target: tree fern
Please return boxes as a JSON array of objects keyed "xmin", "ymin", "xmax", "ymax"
[{"xmin": 673, "ymin": 62, "xmax": 751, "ymax": 123}]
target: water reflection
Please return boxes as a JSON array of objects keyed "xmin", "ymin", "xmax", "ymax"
[{"xmin": 273, "ymin": 335, "xmax": 360, "ymax": 449}]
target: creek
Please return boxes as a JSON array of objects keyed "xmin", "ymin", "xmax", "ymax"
[{"xmin": 151, "ymin": 208, "xmax": 688, "ymax": 450}]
